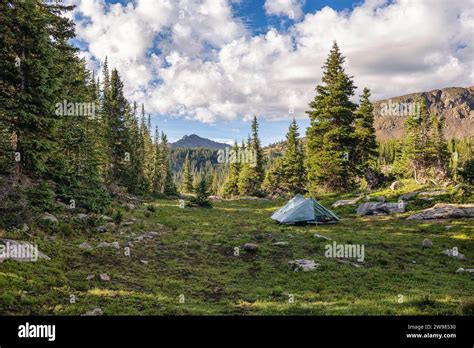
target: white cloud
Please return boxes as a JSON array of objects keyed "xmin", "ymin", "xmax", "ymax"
[
  {"xmin": 264, "ymin": 0, "xmax": 305, "ymax": 19},
  {"xmin": 72, "ymin": 0, "xmax": 474, "ymax": 124}
]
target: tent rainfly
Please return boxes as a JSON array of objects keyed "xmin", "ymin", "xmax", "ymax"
[{"xmin": 271, "ymin": 194, "xmax": 340, "ymax": 224}]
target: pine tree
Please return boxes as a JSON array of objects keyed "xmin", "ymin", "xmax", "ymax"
[
  {"xmin": 280, "ymin": 118, "xmax": 306, "ymax": 194},
  {"xmin": 354, "ymin": 88, "xmax": 378, "ymax": 183},
  {"xmin": 305, "ymin": 41, "xmax": 357, "ymax": 192},
  {"xmin": 191, "ymin": 176, "xmax": 212, "ymax": 207},
  {"xmin": 224, "ymin": 141, "xmax": 241, "ymax": 196},
  {"xmin": 180, "ymin": 152, "xmax": 194, "ymax": 193}
]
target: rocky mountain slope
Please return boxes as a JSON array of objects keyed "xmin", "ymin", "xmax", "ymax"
[{"xmin": 373, "ymin": 86, "xmax": 473, "ymax": 140}]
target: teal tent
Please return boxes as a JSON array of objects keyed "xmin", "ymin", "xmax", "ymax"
[{"xmin": 271, "ymin": 195, "xmax": 339, "ymax": 224}]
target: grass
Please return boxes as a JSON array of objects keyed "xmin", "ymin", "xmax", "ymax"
[{"xmin": 0, "ymin": 191, "xmax": 473, "ymax": 316}]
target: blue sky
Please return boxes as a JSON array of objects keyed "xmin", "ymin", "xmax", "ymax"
[{"xmin": 71, "ymin": 0, "xmax": 472, "ymax": 145}]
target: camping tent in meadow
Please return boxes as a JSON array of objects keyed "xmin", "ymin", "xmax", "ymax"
[{"xmin": 271, "ymin": 194, "xmax": 340, "ymax": 224}]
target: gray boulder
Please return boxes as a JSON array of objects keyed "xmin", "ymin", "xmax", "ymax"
[
  {"xmin": 422, "ymin": 239, "xmax": 433, "ymax": 248},
  {"xmin": 243, "ymin": 243, "xmax": 258, "ymax": 252},
  {"xmin": 41, "ymin": 213, "xmax": 58, "ymax": 224},
  {"xmin": 331, "ymin": 197, "xmax": 361, "ymax": 208},
  {"xmin": 97, "ymin": 241, "xmax": 120, "ymax": 249},
  {"xmin": 408, "ymin": 204, "xmax": 474, "ymax": 220},
  {"xmin": 82, "ymin": 308, "xmax": 103, "ymax": 316},
  {"xmin": 288, "ymin": 259, "xmax": 319, "ymax": 272},
  {"xmin": 357, "ymin": 202, "xmax": 406, "ymax": 216},
  {"xmin": 442, "ymin": 248, "xmax": 466, "ymax": 260},
  {"xmin": 78, "ymin": 242, "xmax": 93, "ymax": 250}
]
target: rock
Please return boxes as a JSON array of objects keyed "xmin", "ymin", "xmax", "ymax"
[
  {"xmin": 422, "ymin": 239, "xmax": 433, "ymax": 248},
  {"xmin": 86, "ymin": 274, "xmax": 95, "ymax": 280},
  {"xmin": 331, "ymin": 197, "xmax": 361, "ymax": 208},
  {"xmin": 407, "ymin": 204, "xmax": 474, "ymax": 220},
  {"xmin": 288, "ymin": 259, "xmax": 320, "ymax": 272},
  {"xmin": 82, "ymin": 308, "xmax": 103, "ymax": 316},
  {"xmin": 417, "ymin": 190, "xmax": 448, "ymax": 198},
  {"xmin": 399, "ymin": 191, "xmax": 420, "ymax": 201},
  {"xmin": 0, "ymin": 239, "xmax": 50, "ymax": 262},
  {"xmin": 242, "ymin": 243, "xmax": 258, "ymax": 252},
  {"xmin": 145, "ymin": 231, "xmax": 161, "ymax": 237},
  {"xmin": 140, "ymin": 260, "xmax": 149, "ymax": 265},
  {"xmin": 99, "ymin": 273, "xmax": 110, "ymax": 281},
  {"xmin": 121, "ymin": 221, "xmax": 134, "ymax": 226},
  {"xmin": 125, "ymin": 203, "xmax": 135, "ymax": 210},
  {"xmin": 97, "ymin": 241, "xmax": 120, "ymax": 249},
  {"xmin": 314, "ymin": 234, "xmax": 332, "ymax": 241},
  {"xmin": 389, "ymin": 181, "xmax": 399, "ymax": 190},
  {"xmin": 357, "ymin": 202, "xmax": 406, "ymax": 216},
  {"xmin": 78, "ymin": 242, "xmax": 93, "ymax": 250},
  {"xmin": 272, "ymin": 241, "xmax": 289, "ymax": 246},
  {"xmin": 466, "ymin": 269, "xmax": 474, "ymax": 273},
  {"xmin": 41, "ymin": 212, "xmax": 58, "ymax": 224},
  {"xmin": 100, "ymin": 215, "xmax": 113, "ymax": 222},
  {"xmin": 456, "ymin": 268, "xmax": 465, "ymax": 273},
  {"xmin": 77, "ymin": 213, "xmax": 89, "ymax": 220},
  {"xmin": 96, "ymin": 226, "xmax": 107, "ymax": 233},
  {"xmin": 442, "ymin": 248, "xmax": 466, "ymax": 260}
]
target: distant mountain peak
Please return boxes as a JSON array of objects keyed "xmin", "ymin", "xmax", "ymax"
[{"xmin": 170, "ymin": 134, "xmax": 230, "ymax": 150}]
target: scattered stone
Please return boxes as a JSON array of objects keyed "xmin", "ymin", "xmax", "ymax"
[
  {"xmin": 357, "ymin": 202, "xmax": 406, "ymax": 216},
  {"xmin": 86, "ymin": 274, "xmax": 95, "ymax": 280},
  {"xmin": 41, "ymin": 212, "xmax": 58, "ymax": 224},
  {"xmin": 389, "ymin": 181, "xmax": 399, "ymax": 190},
  {"xmin": 82, "ymin": 308, "xmax": 103, "ymax": 316},
  {"xmin": 125, "ymin": 203, "xmax": 136, "ymax": 210},
  {"xmin": 121, "ymin": 221, "xmax": 134, "ymax": 226},
  {"xmin": 97, "ymin": 241, "xmax": 120, "ymax": 249},
  {"xmin": 422, "ymin": 239, "xmax": 433, "ymax": 249},
  {"xmin": 331, "ymin": 197, "xmax": 361, "ymax": 208},
  {"xmin": 407, "ymin": 204, "xmax": 474, "ymax": 220},
  {"xmin": 442, "ymin": 248, "xmax": 466, "ymax": 260},
  {"xmin": 96, "ymin": 226, "xmax": 107, "ymax": 233},
  {"xmin": 288, "ymin": 259, "xmax": 319, "ymax": 272},
  {"xmin": 100, "ymin": 215, "xmax": 113, "ymax": 222},
  {"xmin": 243, "ymin": 243, "xmax": 258, "ymax": 252},
  {"xmin": 0, "ymin": 239, "xmax": 50, "ymax": 262},
  {"xmin": 417, "ymin": 190, "xmax": 448, "ymax": 198},
  {"xmin": 140, "ymin": 260, "xmax": 149, "ymax": 265},
  {"xmin": 77, "ymin": 213, "xmax": 89, "ymax": 220},
  {"xmin": 272, "ymin": 241, "xmax": 289, "ymax": 246},
  {"xmin": 456, "ymin": 268, "xmax": 465, "ymax": 273},
  {"xmin": 412, "ymin": 260, "xmax": 417, "ymax": 264},
  {"xmin": 99, "ymin": 273, "xmax": 110, "ymax": 281},
  {"xmin": 78, "ymin": 242, "xmax": 93, "ymax": 251},
  {"xmin": 314, "ymin": 234, "xmax": 332, "ymax": 241}
]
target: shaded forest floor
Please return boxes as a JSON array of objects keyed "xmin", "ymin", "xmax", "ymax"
[{"xmin": 1, "ymin": 187, "xmax": 473, "ymax": 315}]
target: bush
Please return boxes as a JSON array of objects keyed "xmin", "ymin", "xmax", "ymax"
[
  {"xmin": 113, "ymin": 209, "xmax": 124, "ymax": 224},
  {"xmin": 458, "ymin": 159, "xmax": 474, "ymax": 184}
]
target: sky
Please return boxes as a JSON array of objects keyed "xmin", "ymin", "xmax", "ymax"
[{"xmin": 68, "ymin": 0, "xmax": 474, "ymax": 145}]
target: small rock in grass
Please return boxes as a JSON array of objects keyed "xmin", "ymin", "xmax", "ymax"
[
  {"xmin": 41, "ymin": 212, "xmax": 58, "ymax": 224},
  {"xmin": 96, "ymin": 226, "xmax": 107, "ymax": 233},
  {"xmin": 288, "ymin": 259, "xmax": 319, "ymax": 272},
  {"xmin": 272, "ymin": 241, "xmax": 289, "ymax": 246},
  {"xmin": 442, "ymin": 248, "xmax": 466, "ymax": 260},
  {"xmin": 314, "ymin": 234, "xmax": 331, "ymax": 241},
  {"xmin": 422, "ymin": 239, "xmax": 433, "ymax": 248},
  {"xmin": 243, "ymin": 243, "xmax": 258, "ymax": 252},
  {"xmin": 140, "ymin": 260, "xmax": 149, "ymax": 265},
  {"xmin": 456, "ymin": 268, "xmax": 465, "ymax": 273},
  {"xmin": 412, "ymin": 260, "xmax": 417, "ymax": 264},
  {"xmin": 82, "ymin": 308, "xmax": 103, "ymax": 316},
  {"xmin": 77, "ymin": 213, "xmax": 89, "ymax": 220},
  {"xmin": 100, "ymin": 215, "xmax": 113, "ymax": 222},
  {"xmin": 97, "ymin": 241, "xmax": 120, "ymax": 249},
  {"xmin": 79, "ymin": 242, "xmax": 93, "ymax": 250},
  {"xmin": 86, "ymin": 274, "xmax": 95, "ymax": 280},
  {"xmin": 99, "ymin": 273, "xmax": 110, "ymax": 281}
]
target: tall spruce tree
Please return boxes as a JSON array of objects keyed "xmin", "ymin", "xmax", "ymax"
[
  {"xmin": 180, "ymin": 152, "xmax": 194, "ymax": 193},
  {"xmin": 305, "ymin": 41, "xmax": 357, "ymax": 192},
  {"xmin": 354, "ymin": 87, "xmax": 378, "ymax": 178},
  {"xmin": 224, "ymin": 141, "xmax": 241, "ymax": 197},
  {"xmin": 281, "ymin": 118, "xmax": 306, "ymax": 194}
]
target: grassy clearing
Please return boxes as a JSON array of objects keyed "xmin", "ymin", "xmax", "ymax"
[{"xmin": 0, "ymin": 192, "xmax": 473, "ymax": 315}]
